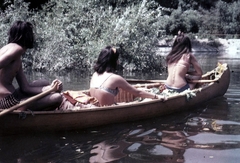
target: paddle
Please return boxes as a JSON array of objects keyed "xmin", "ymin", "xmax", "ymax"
[
  {"xmin": 0, "ymin": 83, "xmax": 59, "ymax": 117},
  {"xmin": 188, "ymin": 78, "xmax": 219, "ymax": 83},
  {"xmin": 127, "ymin": 78, "xmax": 219, "ymax": 84}
]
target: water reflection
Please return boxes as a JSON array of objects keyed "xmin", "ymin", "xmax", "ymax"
[
  {"xmin": 87, "ymin": 97, "xmax": 234, "ymax": 162},
  {"xmin": 184, "ymin": 148, "xmax": 240, "ymax": 163},
  {"xmin": 0, "ymin": 97, "xmax": 239, "ymax": 163},
  {"xmin": 90, "ymin": 140, "xmax": 130, "ymax": 162}
]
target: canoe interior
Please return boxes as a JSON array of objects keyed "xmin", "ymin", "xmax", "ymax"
[{"xmin": 103, "ymin": 68, "xmax": 221, "ymax": 103}]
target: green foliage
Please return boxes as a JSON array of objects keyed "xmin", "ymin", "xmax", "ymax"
[
  {"xmin": 108, "ymin": 0, "xmax": 164, "ymax": 72},
  {"xmin": 158, "ymin": 0, "xmax": 240, "ymax": 38},
  {"xmin": 0, "ymin": 0, "xmax": 32, "ymax": 47},
  {"xmin": 0, "ymin": 0, "xmax": 165, "ymax": 72},
  {"xmin": 178, "ymin": 0, "xmax": 219, "ymax": 10},
  {"xmin": 196, "ymin": 0, "xmax": 240, "ymax": 38},
  {"xmin": 1, "ymin": 0, "xmax": 240, "ymax": 73},
  {"xmin": 215, "ymin": 1, "xmax": 240, "ymax": 35},
  {"xmin": 164, "ymin": 8, "xmax": 201, "ymax": 34}
]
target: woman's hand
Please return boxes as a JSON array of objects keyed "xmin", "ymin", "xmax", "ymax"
[
  {"xmin": 186, "ymin": 74, "xmax": 201, "ymax": 82},
  {"xmin": 51, "ymin": 79, "xmax": 63, "ymax": 93},
  {"xmin": 153, "ymin": 94, "xmax": 166, "ymax": 101}
]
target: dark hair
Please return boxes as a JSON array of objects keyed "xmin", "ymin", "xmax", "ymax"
[
  {"xmin": 94, "ymin": 46, "xmax": 120, "ymax": 74},
  {"xmin": 166, "ymin": 31, "xmax": 192, "ymax": 64},
  {"xmin": 8, "ymin": 21, "xmax": 34, "ymax": 48}
]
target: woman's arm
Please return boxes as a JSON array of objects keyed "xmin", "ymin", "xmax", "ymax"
[
  {"xmin": 189, "ymin": 54, "xmax": 203, "ymax": 76},
  {"xmin": 16, "ymin": 65, "xmax": 62, "ymax": 95},
  {"xmin": 115, "ymin": 75, "xmax": 162, "ymax": 99},
  {"xmin": 186, "ymin": 54, "xmax": 203, "ymax": 86}
]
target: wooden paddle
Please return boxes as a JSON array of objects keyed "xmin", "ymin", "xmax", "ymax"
[
  {"xmin": 127, "ymin": 78, "xmax": 219, "ymax": 84},
  {"xmin": 189, "ymin": 78, "xmax": 219, "ymax": 83},
  {"xmin": 0, "ymin": 83, "xmax": 58, "ymax": 117}
]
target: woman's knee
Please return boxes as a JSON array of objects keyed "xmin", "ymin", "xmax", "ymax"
[{"xmin": 51, "ymin": 93, "xmax": 63, "ymax": 104}]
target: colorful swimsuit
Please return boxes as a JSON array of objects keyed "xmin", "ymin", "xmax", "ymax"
[
  {"xmin": 165, "ymin": 84, "xmax": 190, "ymax": 93},
  {"xmin": 0, "ymin": 92, "xmax": 20, "ymax": 109},
  {"xmin": 93, "ymin": 74, "xmax": 119, "ymax": 96},
  {"xmin": 98, "ymin": 86, "xmax": 119, "ymax": 96}
]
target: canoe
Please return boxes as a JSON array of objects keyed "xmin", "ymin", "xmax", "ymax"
[{"xmin": 0, "ymin": 63, "xmax": 230, "ymax": 135}]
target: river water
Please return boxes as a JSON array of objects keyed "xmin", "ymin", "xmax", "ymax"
[{"xmin": 0, "ymin": 52, "xmax": 240, "ymax": 163}]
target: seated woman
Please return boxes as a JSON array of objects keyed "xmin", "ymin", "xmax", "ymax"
[
  {"xmin": 165, "ymin": 31, "xmax": 203, "ymax": 93},
  {"xmin": 0, "ymin": 21, "xmax": 63, "ymax": 111},
  {"xmin": 90, "ymin": 46, "xmax": 164, "ymax": 106}
]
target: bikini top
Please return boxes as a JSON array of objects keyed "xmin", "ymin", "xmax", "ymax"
[{"xmin": 93, "ymin": 73, "xmax": 119, "ymax": 96}]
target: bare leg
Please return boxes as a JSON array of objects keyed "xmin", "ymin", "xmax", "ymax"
[
  {"xmin": 17, "ymin": 79, "xmax": 63, "ymax": 111},
  {"xmin": 19, "ymin": 93, "xmax": 63, "ymax": 111}
]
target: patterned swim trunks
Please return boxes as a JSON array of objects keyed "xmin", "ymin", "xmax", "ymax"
[{"xmin": 0, "ymin": 92, "xmax": 20, "ymax": 109}]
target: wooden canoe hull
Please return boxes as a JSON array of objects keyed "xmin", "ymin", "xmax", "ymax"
[{"xmin": 0, "ymin": 64, "xmax": 230, "ymax": 135}]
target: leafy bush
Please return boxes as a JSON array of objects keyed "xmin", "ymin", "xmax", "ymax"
[
  {"xmin": 164, "ymin": 8, "xmax": 201, "ymax": 34},
  {"xmin": 1, "ymin": 0, "xmax": 240, "ymax": 73},
  {"xmin": 195, "ymin": 0, "xmax": 240, "ymax": 38},
  {"xmin": 0, "ymin": 0, "xmax": 165, "ymax": 73},
  {"xmin": 216, "ymin": 1, "xmax": 240, "ymax": 35}
]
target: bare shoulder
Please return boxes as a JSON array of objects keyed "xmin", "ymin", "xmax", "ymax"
[
  {"xmin": 1, "ymin": 43, "xmax": 23, "ymax": 50},
  {"xmin": 111, "ymin": 74, "xmax": 131, "ymax": 88},
  {"xmin": 91, "ymin": 72, "xmax": 98, "ymax": 78},
  {"xmin": 0, "ymin": 43, "xmax": 25, "ymax": 57},
  {"xmin": 190, "ymin": 53, "xmax": 196, "ymax": 58},
  {"xmin": 111, "ymin": 73, "xmax": 124, "ymax": 80}
]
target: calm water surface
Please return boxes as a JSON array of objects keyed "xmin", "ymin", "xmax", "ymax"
[{"xmin": 0, "ymin": 52, "xmax": 240, "ymax": 163}]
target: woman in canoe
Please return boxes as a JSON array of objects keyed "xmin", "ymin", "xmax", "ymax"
[
  {"xmin": 165, "ymin": 31, "xmax": 203, "ymax": 93},
  {"xmin": 90, "ymin": 46, "xmax": 165, "ymax": 106},
  {"xmin": 0, "ymin": 21, "xmax": 63, "ymax": 111}
]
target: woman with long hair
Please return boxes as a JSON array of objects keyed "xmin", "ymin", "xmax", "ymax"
[
  {"xmin": 90, "ymin": 46, "xmax": 164, "ymax": 106},
  {"xmin": 165, "ymin": 31, "xmax": 203, "ymax": 93},
  {"xmin": 0, "ymin": 21, "xmax": 63, "ymax": 111}
]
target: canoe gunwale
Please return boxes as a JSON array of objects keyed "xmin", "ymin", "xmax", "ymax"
[
  {"xmin": 0, "ymin": 64, "xmax": 230, "ymax": 134},
  {"xmin": 4, "ymin": 83, "xmax": 209, "ymax": 115},
  {"xmin": 1, "ymin": 66, "xmax": 227, "ymax": 115}
]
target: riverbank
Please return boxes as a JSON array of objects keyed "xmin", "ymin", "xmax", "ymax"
[
  {"xmin": 157, "ymin": 38, "xmax": 240, "ymax": 55},
  {"xmin": 217, "ymin": 38, "xmax": 240, "ymax": 54}
]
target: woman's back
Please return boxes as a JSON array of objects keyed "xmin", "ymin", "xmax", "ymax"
[
  {"xmin": 90, "ymin": 72, "xmax": 119, "ymax": 106},
  {"xmin": 90, "ymin": 46, "xmax": 165, "ymax": 106},
  {"xmin": 166, "ymin": 53, "xmax": 190, "ymax": 89},
  {"xmin": 165, "ymin": 32, "xmax": 202, "ymax": 92}
]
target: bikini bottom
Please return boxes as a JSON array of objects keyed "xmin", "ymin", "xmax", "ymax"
[{"xmin": 165, "ymin": 84, "xmax": 190, "ymax": 93}]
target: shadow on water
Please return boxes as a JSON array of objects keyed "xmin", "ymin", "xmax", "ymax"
[{"xmin": 1, "ymin": 53, "xmax": 240, "ymax": 163}]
